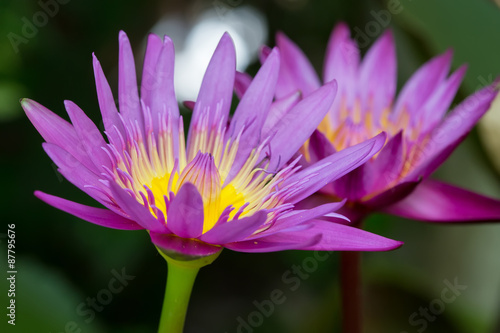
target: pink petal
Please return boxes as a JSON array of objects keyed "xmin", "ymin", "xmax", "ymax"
[
  {"xmin": 307, "ymin": 129, "xmax": 337, "ymax": 164},
  {"xmin": 361, "ymin": 131, "xmax": 404, "ymax": 196},
  {"xmin": 254, "ymin": 220, "xmax": 403, "ymax": 252},
  {"xmin": 323, "ymin": 22, "xmax": 360, "ymax": 84},
  {"xmin": 419, "ymin": 65, "xmax": 467, "ymax": 132},
  {"xmin": 249, "ymin": 201, "xmax": 347, "ymax": 239},
  {"xmin": 323, "ymin": 22, "xmax": 359, "ymax": 114},
  {"xmin": 392, "ymin": 50, "xmax": 453, "ymax": 122},
  {"xmin": 225, "ymin": 233, "xmax": 322, "ymax": 253},
  {"xmin": 285, "ymin": 132, "xmax": 386, "ymax": 204},
  {"xmin": 406, "ymin": 82, "xmax": 498, "ymax": 180},
  {"xmin": 150, "ymin": 233, "xmax": 222, "ymax": 257},
  {"xmin": 361, "ymin": 179, "xmax": 421, "ymax": 210},
  {"xmin": 275, "ymin": 32, "xmax": 321, "ymax": 99},
  {"xmin": 359, "ymin": 29, "xmax": 396, "ymax": 118},
  {"xmin": 384, "ymin": 179, "xmax": 500, "ymax": 222}
]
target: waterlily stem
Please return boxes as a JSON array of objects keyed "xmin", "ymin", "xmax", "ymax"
[
  {"xmin": 340, "ymin": 250, "xmax": 362, "ymax": 333},
  {"xmin": 157, "ymin": 261, "xmax": 200, "ymax": 333}
]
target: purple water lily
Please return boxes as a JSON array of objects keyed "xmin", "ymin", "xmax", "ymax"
[
  {"xmin": 22, "ymin": 31, "xmax": 402, "ymax": 260},
  {"xmin": 259, "ymin": 23, "xmax": 500, "ymax": 223}
]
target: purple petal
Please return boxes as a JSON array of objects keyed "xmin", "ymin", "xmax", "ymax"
[
  {"xmin": 150, "ymin": 233, "xmax": 222, "ymax": 257},
  {"xmin": 167, "ymin": 183, "xmax": 205, "ymax": 239},
  {"xmin": 419, "ymin": 65, "xmax": 467, "ymax": 131},
  {"xmin": 392, "ymin": 50, "xmax": 453, "ymax": 121},
  {"xmin": 225, "ymin": 233, "xmax": 322, "ymax": 253},
  {"xmin": 226, "ymin": 48, "xmax": 280, "ymax": 182},
  {"xmin": 183, "ymin": 101, "xmax": 195, "ymax": 110},
  {"xmin": 250, "ymin": 201, "xmax": 347, "ymax": 239},
  {"xmin": 234, "ymin": 71, "xmax": 252, "ymax": 99},
  {"xmin": 323, "ymin": 22, "xmax": 360, "ymax": 113},
  {"xmin": 359, "ymin": 30, "xmax": 396, "ymax": 118},
  {"xmin": 199, "ymin": 211, "xmax": 267, "ymax": 244},
  {"xmin": 187, "ymin": 33, "xmax": 235, "ymax": 147},
  {"xmin": 334, "ymin": 130, "xmax": 398, "ymax": 200},
  {"xmin": 323, "ymin": 22, "xmax": 360, "ymax": 84},
  {"xmin": 266, "ymin": 80, "xmax": 338, "ymax": 170},
  {"xmin": 275, "ymin": 32, "xmax": 321, "ymax": 99},
  {"xmin": 42, "ymin": 143, "xmax": 111, "ymax": 204},
  {"xmin": 406, "ymin": 82, "xmax": 498, "ymax": 180},
  {"xmin": 360, "ymin": 131, "xmax": 404, "ymax": 196},
  {"xmin": 308, "ymin": 129, "xmax": 337, "ymax": 164},
  {"xmin": 229, "ymin": 48, "xmax": 280, "ymax": 140},
  {"xmin": 93, "ymin": 54, "xmax": 126, "ymax": 152},
  {"xmin": 285, "ymin": 132, "xmax": 386, "ymax": 204},
  {"xmin": 259, "ymin": 45, "xmax": 272, "ymax": 64},
  {"xmin": 118, "ymin": 31, "xmax": 143, "ymax": 135},
  {"xmin": 108, "ymin": 181, "xmax": 168, "ymax": 233},
  {"xmin": 384, "ymin": 179, "xmax": 500, "ymax": 222},
  {"xmin": 277, "ymin": 219, "xmax": 403, "ymax": 251},
  {"xmin": 229, "ymin": 219, "xmax": 402, "ymax": 252},
  {"xmin": 64, "ymin": 100, "xmax": 112, "ymax": 172},
  {"xmin": 144, "ymin": 35, "xmax": 180, "ymax": 136},
  {"xmin": 140, "ymin": 34, "xmax": 162, "ymax": 118},
  {"xmin": 361, "ymin": 179, "xmax": 421, "ymax": 209},
  {"xmin": 21, "ymin": 99, "xmax": 97, "ymax": 173},
  {"xmin": 262, "ymin": 91, "xmax": 301, "ymax": 139},
  {"xmin": 35, "ymin": 191, "xmax": 142, "ymax": 230}
]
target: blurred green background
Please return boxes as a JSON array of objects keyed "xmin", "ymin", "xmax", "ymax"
[{"xmin": 1, "ymin": 0, "xmax": 500, "ymax": 332}]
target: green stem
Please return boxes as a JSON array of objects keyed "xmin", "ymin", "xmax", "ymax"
[
  {"xmin": 155, "ymin": 248, "xmax": 221, "ymax": 333},
  {"xmin": 157, "ymin": 260, "xmax": 199, "ymax": 333}
]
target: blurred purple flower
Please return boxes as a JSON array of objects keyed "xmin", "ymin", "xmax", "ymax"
[
  {"xmin": 22, "ymin": 31, "xmax": 402, "ymax": 259},
  {"xmin": 256, "ymin": 23, "xmax": 500, "ymax": 224}
]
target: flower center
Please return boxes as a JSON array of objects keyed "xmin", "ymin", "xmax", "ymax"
[{"xmin": 104, "ymin": 107, "xmax": 297, "ymax": 234}]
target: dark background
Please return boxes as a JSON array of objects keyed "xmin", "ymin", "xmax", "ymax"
[{"xmin": 1, "ymin": 0, "xmax": 500, "ymax": 332}]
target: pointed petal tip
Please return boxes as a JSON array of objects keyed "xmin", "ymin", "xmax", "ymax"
[
  {"xmin": 267, "ymin": 46, "xmax": 280, "ymax": 61},
  {"xmin": 386, "ymin": 240, "xmax": 404, "ymax": 251},
  {"xmin": 146, "ymin": 32, "xmax": 161, "ymax": 43},
  {"xmin": 63, "ymin": 99, "xmax": 76, "ymax": 109},
  {"xmin": 438, "ymin": 48, "xmax": 454, "ymax": 65},
  {"xmin": 334, "ymin": 21, "xmax": 350, "ymax": 31},
  {"xmin": 20, "ymin": 98, "xmax": 35, "ymax": 111},
  {"xmin": 275, "ymin": 30, "xmax": 288, "ymax": 42},
  {"xmin": 329, "ymin": 22, "xmax": 352, "ymax": 45},
  {"xmin": 162, "ymin": 34, "xmax": 173, "ymax": 45},
  {"xmin": 311, "ymin": 79, "xmax": 338, "ymax": 103},
  {"xmin": 276, "ymin": 31, "xmax": 295, "ymax": 49},
  {"xmin": 220, "ymin": 31, "xmax": 235, "ymax": 46},
  {"xmin": 260, "ymin": 45, "xmax": 272, "ymax": 56},
  {"xmin": 118, "ymin": 30, "xmax": 128, "ymax": 40}
]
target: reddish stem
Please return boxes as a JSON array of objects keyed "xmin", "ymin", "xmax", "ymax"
[{"xmin": 340, "ymin": 250, "xmax": 362, "ymax": 333}]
